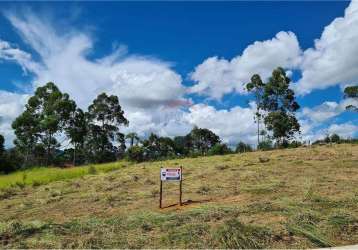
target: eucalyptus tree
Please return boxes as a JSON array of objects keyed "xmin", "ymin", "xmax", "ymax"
[
  {"xmin": 66, "ymin": 108, "xmax": 87, "ymax": 165},
  {"xmin": 246, "ymin": 74, "xmax": 265, "ymax": 146},
  {"xmin": 86, "ymin": 93, "xmax": 128, "ymax": 163},
  {"xmin": 189, "ymin": 126, "xmax": 220, "ymax": 155},
  {"xmin": 261, "ymin": 68, "xmax": 300, "ymax": 146},
  {"xmin": 0, "ymin": 134, "xmax": 4, "ymax": 156},
  {"xmin": 12, "ymin": 82, "xmax": 76, "ymax": 165},
  {"xmin": 126, "ymin": 132, "xmax": 140, "ymax": 147},
  {"xmin": 12, "ymin": 110, "xmax": 40, "ymax": 166}
]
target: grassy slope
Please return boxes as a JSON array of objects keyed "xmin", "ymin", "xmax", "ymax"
[
  {"xmin": 0, "ymin": 144, "xmax": 357, "ymax": 249},
  {"xmin": 0, "ymin": 162, "xmax": 126, "ymax": 190}
]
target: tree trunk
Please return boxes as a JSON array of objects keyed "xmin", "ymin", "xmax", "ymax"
[
  {"xmin": 73, "ymin": 144, "xmax": 76, "ymax": 166},
  {"xmin": 46, "ymin": 132, "xmax": 52, "ymax": 166},
  {"xmin": 257, "ymin": 114, "xmax": 260, "ymax": 147}
]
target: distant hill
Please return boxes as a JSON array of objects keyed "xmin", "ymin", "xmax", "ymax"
[{"xmin": 0, "ymin": 144, "xmax": 357, "ymax": 248}]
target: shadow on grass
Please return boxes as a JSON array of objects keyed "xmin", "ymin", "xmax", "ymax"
[{"xmin": 161, "ymin": 199, "xmax": 213, "ymax": 209}]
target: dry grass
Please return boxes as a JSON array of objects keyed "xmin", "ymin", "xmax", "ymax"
[{"xmin": 0, "ymin": 144, "xmax": 358, "ymax": 248}]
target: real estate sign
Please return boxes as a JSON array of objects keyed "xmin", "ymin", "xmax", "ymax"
[
  {"xmin": 160, "ymin": 168, "xmax": 182, "ymax": 181},
  {"xmin": 159, "ymin": 167, "xmax": 183, "ymax": 208}
]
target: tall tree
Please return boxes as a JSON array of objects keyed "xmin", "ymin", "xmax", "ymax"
[
  {"xmin": 12, "ymin": 110, "xmax": 41, "ymax": 166},
  {"xmin": 142, "ymin": 133, "xmax": 161, "ymax": 160},
  {"xmin": 246, "ymin": 74, "xmax": 265, "ymax": 146},
  {"xmin": 66, "ymin": 108, "xmax": 87, "ymax": 165},
  {"xmin": 189, "ymin": 126, "xmax": 220, "ymax": 155},
  {"xmin": 86, "ymin": 93, "xmax": 128, "ymax": 163},
  {"xmin": 126, "ymin": 132, "xmax": 140, "ymax": 147},
  {"xmin": 344, "ymin": 85, "xmax": 358, "ymax": 112},
  {"xmin": 0, "ymin": 134, "xmax": 4, "ymax": 156},
  {"xmin": 261, "ymin": 68, "xmax": 300, "ymax": 146},
  {"xmin": 173, "ymin": 135, "xmax": 192, "ymax": 156},
  {"xmin": 236, "ymin": 141, "xmax": 252, "ymax": 153},
  {"xmin": 13, "ymin": 82, "xmax": 76, "ymax": 165},
  {"xmin": 0, "ymin": 134, "xmax": 7, "ymax": 173}
]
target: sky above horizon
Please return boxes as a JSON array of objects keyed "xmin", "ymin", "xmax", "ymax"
[{"xmin": 0, "ymin": 1, "xmax": 358, "ymax": 148}]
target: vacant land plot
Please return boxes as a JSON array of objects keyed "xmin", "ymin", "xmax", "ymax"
[{"xmin": 0, "ymin": 144, "xmax": 357, "ymax": 248}]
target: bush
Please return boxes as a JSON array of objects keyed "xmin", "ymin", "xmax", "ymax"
[
  {"xmin": 87, "ymin": 165, "xmax": 97, "ymax": 175},
  {"xmin": 258, "ymin": 140, "xmax": 273, "ymax": 151},
  {"xmin": 0, "ymin": 148, "xmax": 23, "ymax": 174},
  {"xmin": 208, "ymin": 143, "xmax": 232, "ymax": 156},
  {"xmin": 235, "ymin": 141, "xmax": 252, "ymax": 153},
  {"xmin": 330, "ymin": 134, "xmax": 341, "ymax": 143},
  {"xmin": 127, "ymin": 146, "xmax": 145, "ymax": 162}
]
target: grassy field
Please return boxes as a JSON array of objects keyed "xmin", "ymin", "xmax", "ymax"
[
  {"xmin": 0, "ymin": 144, "xmax": 357, "ymax": 248},
  {"xmin": 0, "ymin": 162, "xmax": 126, "ymax": 190}
]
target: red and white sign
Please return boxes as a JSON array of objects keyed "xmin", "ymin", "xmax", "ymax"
[{"xmin": 161, "ymin": 168, "xmax": 182, "ymax": 181}]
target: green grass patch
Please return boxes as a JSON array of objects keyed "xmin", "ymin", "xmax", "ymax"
[{"xmin": 0, "ymin": 161, "xmax": 125, "ymax": 190}]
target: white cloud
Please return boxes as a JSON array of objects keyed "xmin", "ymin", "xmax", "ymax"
[
  {"xmin": 295, "ymin": 1, "xmax": 358, "ymax": 94},
  {"xmin": 190, "ymin": 1, "xmax": 358, "ymax": 97},
  {"xmin": 189, "ymin": 31, "xmax": 301, "ymax": 99},
  {"xmin": 1, "ymin": 4, "xmax": 358, "ymax": 149},
  {"xmin": 1, "ymin": 10, "xmax": 188, "ymax": 110},
  {"xmin": 327, "ymin": 123, "xmax": 358, "ymax": 138},
  {"xmin": 0, "ymin": 91, "xmax": 29, "ymax": 147},
  {"xmin": 183, "ymin": 103, "xmax": 257, "ymax": 146},
  {"xmin": 0, "ymin": 9, "xmax": 190, "ymax": 146},
  {"xmin": 300, "ymin": 98, "xmax": 358, "ymax": 123},
  {"xmin": 298, "ymin": 97, "xmax": 358, "ymax": 143}
]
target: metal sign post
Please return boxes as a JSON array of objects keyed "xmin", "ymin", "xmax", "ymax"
[{"xmin": 159, "ymin": 167, "xmax": 182, "ymax": 208}]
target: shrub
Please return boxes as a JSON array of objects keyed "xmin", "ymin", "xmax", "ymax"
[
  {"xmin": 330, "ymin": 134, "xmax": 341, "ymax": 143},
  {"xmin": 258, "ymin": 140, "xmax": 273, "ymax": 151},
  {"xmin": 208, "ymin": 143, "xmax": 232, "ymax": 156},
  {"xmin": 235, "ymin": 141, "xmax": 252, "ymax": 153},
  {"xmin": 127, "ymin": 146, "xmax": 145, "ymax": 162},
  {"xmin": 88, "ymin": 165, "xmax": 97, "ymax": 175}
]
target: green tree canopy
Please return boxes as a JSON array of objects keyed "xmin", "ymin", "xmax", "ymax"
[
  {"xmin": 0, "ymin": 134, "xmax": 4, "ymax": 156},
  {"xmin": 86, "ymin": 93, "xmax": 128, "ymax": 163},
  {"xmin": 189, "ymin": 126, "xmax": 221, "ymax": 155},
  {"xmin": 66, "ymin": 108, "xmax": 87, "ymax": 165},
  {"xmin": 235, "ymin": 141, "xmax": 252, "ymax": 153},
  {"xmin": 12, "ymin": 82, "xmax": 76, "ymax": 166},
  {"xmin": 126, "ymin": 132, "xmax": 140, "ymax": 147},
  {"xmin": 344, "ymin": 85, "xmax": 358, "ymax": 112},
  {"xmin": 246, "ymin": 74, "xmax": 265, "ymax": 145},
  {"xmin": 261, "ymin": 68, "xmax": 300, "ymax": 146},
  {"xmin": 330, "ymin": 133, "xmax": 341, "ymax": 143}
]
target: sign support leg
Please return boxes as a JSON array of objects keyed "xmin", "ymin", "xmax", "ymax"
[
  {"xmin": 159, "ymin": 180, "xmax": 163, "ymax": 208},
  {"xmin": 179, "ymin": 166, "xmax": 182, "ymax": 206}
]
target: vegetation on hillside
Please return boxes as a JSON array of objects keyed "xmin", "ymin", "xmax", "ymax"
[
  {"xmin": 0, "ymin": 69, "xmax": 357, "ymax": 176},
  {"xmin": 0, "ymin": 144, "xmax": 357, "ymax": 248}
]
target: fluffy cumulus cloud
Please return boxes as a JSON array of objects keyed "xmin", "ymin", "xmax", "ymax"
[
  {"xmin": 190, "ymin": 1, "xmax": 358, "ymax": 97},
  {"xmin": 1, "ymin": 3, "xmax": 358, "ymax": 148},
  {"xmin": 0, "ymin": 91, "xmax": 29, "ymax": 147},
  {"xmin": 4, "ymin": 11, "xmax": 187, "ymax": 110},
  {"xmin": 0, "ymin": 10, "xmax": 192, "ymax": 145},
  {"xmin": 183, "ymin": 103, "xmax": 257, "ymax": 146},
  {"xmin": 189, "ymin": 31, "xmax": 301, "ymax": 99},
  {"xmin": 295, "ymin": 1, "xmax": 358, "ymax": 94},
  {"xmin": 299, "ymin": 121, "xmax": 358, "ymax": 143},
  {"xmin": 297, "ymin": 97, "xmax": 358, "ymax": 142},
  {"xmin": 300, "ymin": 98, "xmax": 358, "ymax": 123},
  {"xmin": 327, "ymin": 123, "xmax": 358, "ymax": 138}
]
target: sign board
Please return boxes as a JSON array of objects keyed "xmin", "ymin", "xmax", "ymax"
[
  {"xmin": 160, "ymin": 168, "xmax": 182, "ymax": 181},
  {"xmin": 159, "ymin": 167, "xmax": 183, "ymax": 208}
]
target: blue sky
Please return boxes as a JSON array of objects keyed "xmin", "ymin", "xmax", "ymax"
[{"xmin": 0, "ymin": 1, "xmax": 357, "ymax": 147}]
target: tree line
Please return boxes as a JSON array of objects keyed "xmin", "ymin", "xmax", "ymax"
[{"xmin": 0, "ymin": 68, "xmax": 357, "ymax": 174}]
